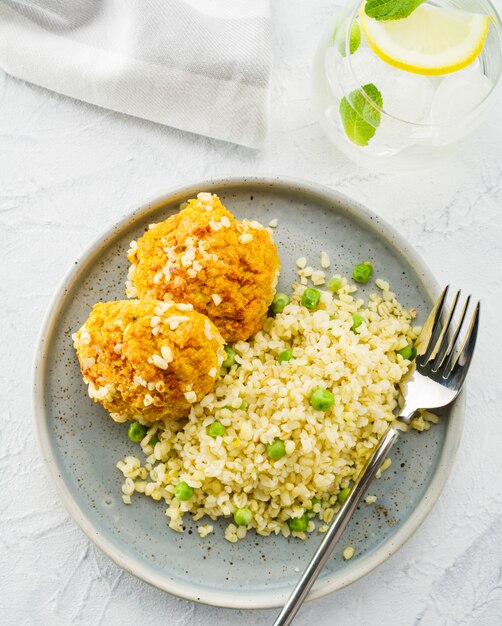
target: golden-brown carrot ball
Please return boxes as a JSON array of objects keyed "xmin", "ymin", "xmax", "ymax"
[
  {"xmin": 126, "ymin": 193, "xmax": 280, "ymax": 342},
  {"xmin": 72, "ymin": 299, "xmax": 225, "ymax": 423}
]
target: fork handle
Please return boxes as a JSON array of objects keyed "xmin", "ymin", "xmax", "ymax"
[{"xmin": 273, "ymin": 424, "xmax": 400, "ymax": 626}]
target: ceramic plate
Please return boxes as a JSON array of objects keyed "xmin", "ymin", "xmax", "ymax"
[{"xmin": 34, "ymin": 177, "xmax": 464, "ymax": 608}]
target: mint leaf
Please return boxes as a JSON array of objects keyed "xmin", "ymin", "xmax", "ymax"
[
  {"xmin": 334, "ymin": 20, "xmax": 361, "ymax": 57},
  {"xmin": 339, "ymin": 83, "xmax": 383, "ymax": 147},
  {"xmin": 364, "ymin": 0, "xmax": 425, "ymax": 21}
]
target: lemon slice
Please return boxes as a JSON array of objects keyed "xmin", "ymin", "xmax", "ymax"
[{"xmin": 358, "ymin": 3, "xmax": 489, "ymax": 76}]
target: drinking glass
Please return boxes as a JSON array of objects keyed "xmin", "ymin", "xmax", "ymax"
[{"xmin": 312, "ymin": 0, "xmax": 502, "ymax": 170}]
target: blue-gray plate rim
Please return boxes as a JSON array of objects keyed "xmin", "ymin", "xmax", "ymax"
[{"xmin": 33, "ymin": 176, "xmax": 464, "ymax": 609}]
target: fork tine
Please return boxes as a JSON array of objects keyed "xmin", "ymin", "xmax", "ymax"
[
  {"xmin": 434, "ymin": 294, "xmax": 471, "ymax": 372},
  {"xmin": 430, "ymin": 290, "xmax": 461, "ymax": 371},
  {"xmin": 442, "ymin": 301, "xmax": 480, "ymax": 384},
  {"xmin": 416, "ymin": 285, "xmax": 449, "ymax": 365}
]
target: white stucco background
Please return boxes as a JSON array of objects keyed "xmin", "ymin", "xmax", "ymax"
[{"xmin": 1, "ymin": 1, "xmax": 502, "ymax": 624}]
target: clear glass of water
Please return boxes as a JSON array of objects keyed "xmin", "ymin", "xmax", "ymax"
[{"xmin": 312, "ymin": 0, "xmax": 502, "ymax": 170}]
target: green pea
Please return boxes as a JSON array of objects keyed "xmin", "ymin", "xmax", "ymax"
[
  {"xmin": 174, "ymin": 481, "xmax": 194, "ymax": 501},
  {"xmin": 208, "ymin": 421, "xmax": 226, "ymax": 438},
  {"xmin": 338, "ymin": 487, "xmax": 351, "ymax": 504},
  {"xmin": 397, "ymin": 345, "xmax": 417, "ymax": 361},
  {"xmin": 288, "ymin": 513, "xmax": 309, "ymax": 532},
  {"xmin": 278, "ymin": 349, "xmax": 294, "ymax": 364},
  {"xmin": 234, "ymin": 507, "xmax": 253, "ymax": 526},
  {"xmin": 222, "ymin": 345, "xmax": 236, "ymax": 367},
  {"xmin": 352, "ymin": 261, "xmax": 373, "ymax": 283},
  {"xmin": 327, "ymin": 276, "xmax": 343, "ymax": 293},
  {"xmin": 301, "ymin": 287, "xmax": 321, "ymax": 310},
  {"xmin": 310, "ymin": 388, "xmax": 334, "ymax": 411},
  {"xmin": 149, "ymin": 435, "xmax": 159, "ymax": 446},
  {"xmin": 128, "ymin": 421, "xmax": 146, "ymax": 442},
  {"xmin": 267, "ymin": 438, "xmax": 286, "ymax": 460},
  {"xmin": 351, "ymin": 314, "xmax": 365, "ymax": 333},
  {"xmin": 272, "ymin": 292, "xmax": 291, "ymax": 314}
]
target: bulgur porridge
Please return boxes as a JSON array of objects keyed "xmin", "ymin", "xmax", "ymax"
[{"xmin": 116, "ymin": 268, "xmax": 436, "ymax": 543}]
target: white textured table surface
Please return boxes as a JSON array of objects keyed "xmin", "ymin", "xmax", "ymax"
[{"xmin": 2, "ymin": 2, "xmax": 502, "ymax": 624}]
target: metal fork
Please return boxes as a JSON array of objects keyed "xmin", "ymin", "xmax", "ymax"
[{"xmin": 273, "ymin": 286, "xmax": 480, "ymax": 626}]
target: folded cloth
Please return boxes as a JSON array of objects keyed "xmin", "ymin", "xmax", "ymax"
[{"xmin": 0, "ymin": 0, "xmax": 272, "ymax": 147}]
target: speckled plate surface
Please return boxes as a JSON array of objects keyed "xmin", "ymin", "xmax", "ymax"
[{"xmin": 34, "ymin": 177, "xmax": 464, "ymax": 609}]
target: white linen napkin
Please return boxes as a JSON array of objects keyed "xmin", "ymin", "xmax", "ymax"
[{"xmin": 0, "ymin": 0, "xmax": 272, "ymax": 147}]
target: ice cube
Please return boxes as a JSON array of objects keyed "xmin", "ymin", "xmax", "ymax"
[
  {"xmin": 366, "ymin": 114, "xmax": 415, "ymax": 156},
  {"xmin": 325, "ymin": 47, "xmax": 394, "ymax": 101},
  {"xmin": 366, "ymin": 68, "xmax": 434, "ymax": 123},
  {"xmin": 345, "ymin": 47, "xmax": 400, "ymax": 91},
  {"xmin": 325, "ymin": 45, "xmax": 436, "ymax": 124},
  {"xmin": 324, "ymin": 47, "xmax": 371, "ymax": 100},
  {"xmin": 431, "ymin": 71, "xmax": 493, "ymax": 123}
]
